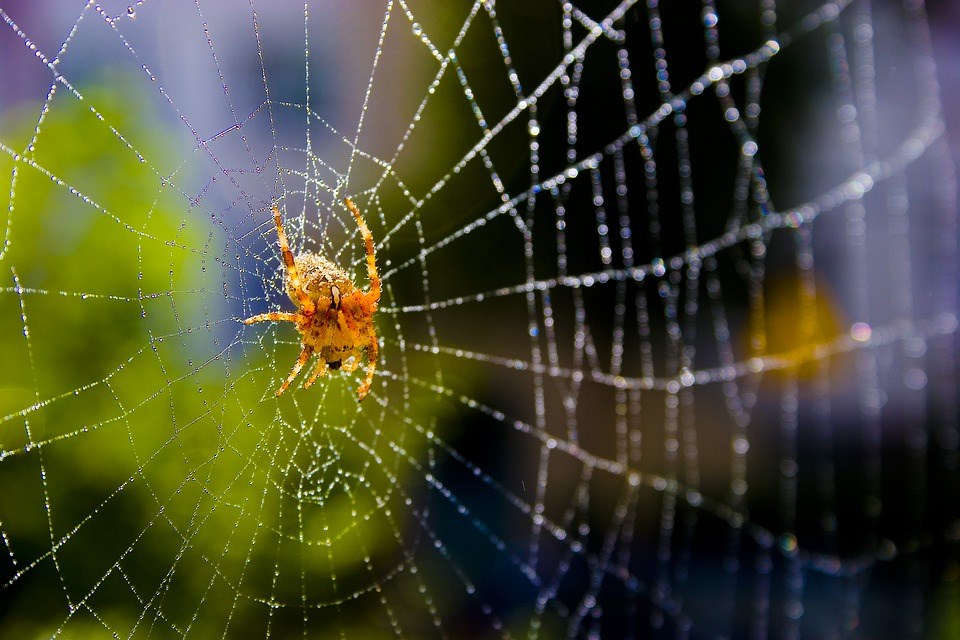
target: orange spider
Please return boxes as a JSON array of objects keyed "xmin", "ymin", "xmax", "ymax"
[{"xmin": 244, "ymin": 199, "xmax": 381, "ymax": 401}]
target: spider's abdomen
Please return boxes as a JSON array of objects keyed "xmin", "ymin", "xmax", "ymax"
[{"xmin": 286, "ymin": 252, "xmax": 356, "ymax": 308}]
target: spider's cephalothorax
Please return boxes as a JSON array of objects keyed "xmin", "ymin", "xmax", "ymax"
[{"xmin": 244, "ymin": 199, "xmax": 381, "ymax": 401}]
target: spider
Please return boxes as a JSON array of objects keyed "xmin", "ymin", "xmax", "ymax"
[{"xmin": 244, "ymin": 199, "xmax": 381, "ymax": 401}]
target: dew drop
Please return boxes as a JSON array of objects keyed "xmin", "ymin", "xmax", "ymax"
[{"xmin": 851, "ymin": 322, "xmax": 872, "ymax": 342}]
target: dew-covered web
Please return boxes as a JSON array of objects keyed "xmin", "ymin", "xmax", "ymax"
[{"xmin": 1, "ymin": 0, "xmax": 958, "ymax": 637}]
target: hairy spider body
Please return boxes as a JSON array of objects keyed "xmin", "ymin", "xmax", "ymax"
[
  {"xmin": 287, "ymin": 252, "xmax": 376, "ymax": 373},
  {"xmin": 244, "ymin": 200, "xmax": 380, "ymax": 401}
]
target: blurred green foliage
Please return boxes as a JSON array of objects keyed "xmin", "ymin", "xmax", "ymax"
[{"xmin": 0, "ymin": 73, "xmax": 458, "ymax": 638}]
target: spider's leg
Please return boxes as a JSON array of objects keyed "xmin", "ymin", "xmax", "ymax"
[
  {"xmin": 271, "ymin": 205, "xmax": 316, "ymax": 315},
  {"xmin": 356, "ymin": 330, "xmax": 379, "ymax": 401},
  {"xmin": 243, "ymin": 311, "xmax": 299, "ymax": 325},
  {"xmin": 303, "ymin": 321, "xmax": 329, "ymax": 389},
  {"xmin": 303, "ymin": 358, "xmax": 328, "ymax": 388},
  {"xmin": 277, "ymin": 345, "xmax": 313, "ymax": 396},
  {"xmin": 344, "ymin": 198, "xmax": 380, "ymax": 304},
  {"xmin": 340, "ymin": 357, "xmax": 359, "ymax": 373}
]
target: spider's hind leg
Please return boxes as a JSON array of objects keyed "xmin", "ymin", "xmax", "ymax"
[
  {"xmin": 344, "ymin": 198, "xmax": 380, "ymax": 304},
  {"xmin": 270, "ymin": 205, "xmax": 316, "ymax": 315}
]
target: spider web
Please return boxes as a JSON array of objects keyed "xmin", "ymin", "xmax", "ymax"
[{"xmin": 0, "ymin": 0, "xmax": 958, "ymax": 637}]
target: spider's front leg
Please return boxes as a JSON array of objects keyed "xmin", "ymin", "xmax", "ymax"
[
  {"xmin": 303, "ymin": 320, "xmax": 330, "ymax": 389},
  {"xmin": 243, "ymin": 311, "xmax": 299, "ymax": 325},
  {"xmin": 277, "ymin": 345, "xmax": 314, "ymax": 396},
  {"xmin": 357, "ymin": 330, "xmax": 379, "ymax": 401},
  {"xmin": 303, "ymin": 358, "xmax": 328, "ymax": 388}
]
